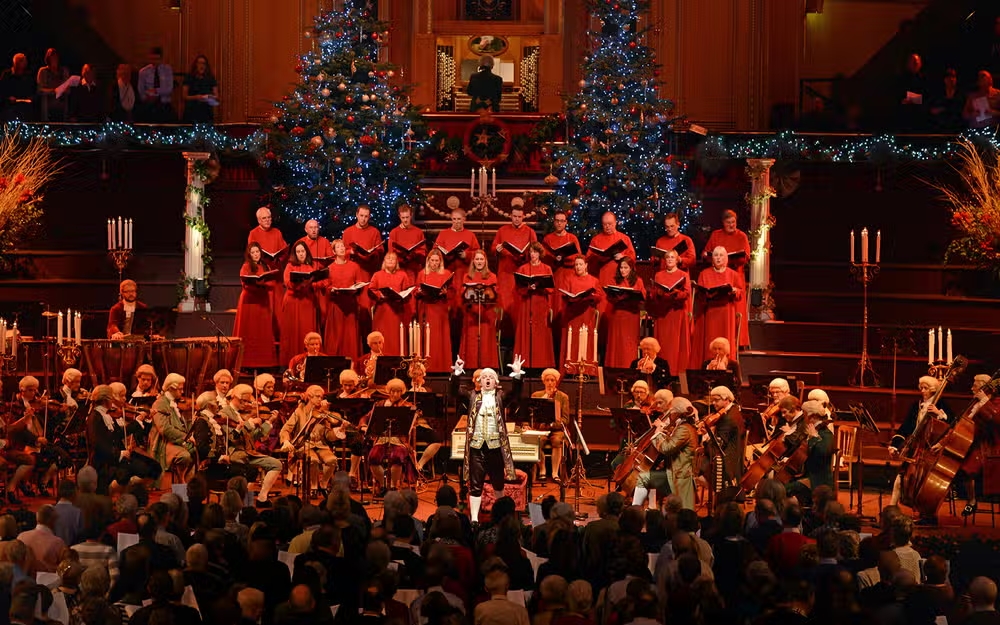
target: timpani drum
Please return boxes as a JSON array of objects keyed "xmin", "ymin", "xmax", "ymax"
[
  {"xmin": 153, "ymin": 337, "xmax": 244, "ymax": 393},
  {"xmin": 81, "ymin": 339, "xmax": 152, "ymax": 387}
]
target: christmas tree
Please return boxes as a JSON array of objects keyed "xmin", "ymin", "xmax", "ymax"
[
  {"xmin": 539, "ymin": 0, "xmax": 697, "ymax": 254},
  {"xmin": 262, "ymin": 1, "xmax": 428, "ymax": 232}
]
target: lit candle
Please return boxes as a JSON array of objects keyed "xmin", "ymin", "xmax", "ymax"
[
  {"xmin": 578, "ymin": 325, "xmax": 588, "ymax": 363},
  {"xmin": 937, "ymin": 326, "xmax": 943, "ymax": 362},
  {"xmin": 424, "ymin": 322, "xmax": 430, "ymax": 359},
  {"xmin": 875, "ymin": 230, "xmax": 881, "ymax": 264},
  {"xmin": 850, "ymin": 230, "xmax": 855, "ymax": 264},
  {"xmin": 480, "ymin": 167, "xmax": 487, "ymax": 198},
  {"xmin": 117, "ymin": 217, "xmax": 123, "ymax": 250},
  {"xmin": 107, "ymin": 219, "xmax": 113, "ymax": 250},
  {"xmin": 57, "ymin": 312, "xmax": 63, "ymax": 343},
  {"xmin": 947, "ymin": 328, "xmax": 953, "ymax": 365},
  {"xmin": 566, "ymin": 326, "xmax": 572, "ymax": 364},
  {"xmin": 928, "ymin": 328, "xmax": 934, "ymax": 365},
  {"xmin": 592, "ymin": 326, "xmax": 598, "ymax": 363},
  {"xmin": 861, "ymin": 228, "xmax": 869, "ymax": 264},
  {"xmin": 75, "ymin": 312, "xmax": 82, "ymax": 346},
  {"xmin": 399, "ymin": 323, "xmax": 405, "ymax": 356},
  {"xmin": 0, "ymin": 319, "xmax": 6, "ymax": 355},
  {"xmin": 10, "ymin": 322, "xmax": 16, "ymax": 357},
  {"xmin": 127, "ymin": 219, "xmax": 133, "ymax": 250},
  {"xmin": 470, "ymin": 169, "xmax": 475, "ymax": 196},
  {"xmin": 491, "ymin": 168, "xmax": 496, "ymax": 196}
]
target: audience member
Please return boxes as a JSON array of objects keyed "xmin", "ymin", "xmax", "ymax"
[
  {"xmin": 17, "ymin": 505, "xmax": 66, "ymax": 573},
  {"xmin": 137, "ymin": 46, "xmax": 175, "ymax": 122},
  {"xmin": 36, "ymin": 47, "xmax": 69, "ymax": 121},
  {"xmin": 182, "ymin": 54, "xmax": 218, "ymax": 123}
]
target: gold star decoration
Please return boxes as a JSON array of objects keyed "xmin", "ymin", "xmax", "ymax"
[{"xmin": 475, "ymin": 129, "xmax": 492, "ymax": 145}]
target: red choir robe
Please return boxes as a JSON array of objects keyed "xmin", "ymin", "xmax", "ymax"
[
  {"xmin": 388, "ymin": 224, "xmax": 427, "ymax": 282},
  {"xmin": 586, "ymin": 231, "xmax": 637, "ymax": 290},
  {"xmin": 459, "ymin": 272, "xmax": 499, "ymax": 369},
  {"xmin": 513, "ymin": 262, "xmax": 555, "ymax": 369},
  {"xmin": 559, "ymin": 273, "xmax": 604, "ymax": 366},
  {"xmin": 491, "ymin": 224, "xmax": 538, "ymax": 315},
  {"xmin": 603, "ymin": 276, "xmax": 647, "ymax": 368},
  {"xmin": 649, "ymin": 268, "xmax": 692, "ymax": 375},
  {"xmin": 368, "ymin": 269, "xmax": 413, "ymax": 357},
  {"xmin": 248, "ymin": 225, "xmax": 288, "ymax": 336},
  {"xmin": 691, "ymin": 266, "xmax": 745, "ymax": 367},
  {"xmin": 235, "ymin": 261, "xmax": 277, "ymax": 368},
  {"xmin": 297, "ymin": 235, "xmax": 335, "ymax": 324},
  {"xmin": 542, "ymin": 231, "xmax": 582, "ymax": 314},
  {"xmin": 416, "ymin": 269, "xmax": 454, "ymax": 372},
  {"xmin": 653, "ymin": 233, "xmax": 697, "ymax": 271},
  {"xmin": 279, "ymin": 261, "xmax": 320, "ymax": 366},
  {"xmin": 433, "ymin": 228, "xmax": 481, "ymax": 301},
  {"xmin": 701, "ymin": 228, "xmax": 751, "ymax": 273},
  {"xmin": 324, "ymin": 260, "xmax": 365, "ymax": 363},
  {"xmin": 343, "ymin": 224, "xmax": 385, "ymax": 313}
]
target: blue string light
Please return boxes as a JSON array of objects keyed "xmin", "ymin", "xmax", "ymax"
[{"xmin": 0, "ymin": 121, "xmax": 263, "ymax": 152}]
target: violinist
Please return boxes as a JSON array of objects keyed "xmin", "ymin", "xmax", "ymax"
[
  {"xmin": 7, "ymin": 375, "xmax": 62, "ymax": 499},
  {"xmin": 111, "ymin": 382, "xmax": 154, "ymax": 455},
  {"xmin": 784, "ymin": 400, "xmax": 835, "ymax": 504},
  {"xmin": 627, "ymin": 389, "xmax": 676, "ymax": 508},
  {"xmin": 208, "ymin": 369, "xmax": 234, "ymax": 411},
  {"xmin": 59, "ymin": 368, "xmax": 88, "ymax": 415},
  {"xmin": 363, "ymin": 377, "xmax": 416, "ymax": 494},
  {"xmin": 409, "ymin": 362, "xmax": 442, "ymax": 476},
  {"xmin": 704, "ymin": 386, "xmax": 745, "ymax": 498},
  {"xmin": 530, "ymin": 368, "xmax": 571, "ymax": 484},
  {"xmin": 625, "ymin": 380, "xmax": 653, "ymax": 413},
  {"xmin": 806, "ymin": 389, "xmax": 834, "ymax": 417},
  {"xmin": 2, "ymin": 377, "xmax": 37, "ymax": 504},
  {"xmin": 279, "ymin": 385, "xmax": 338, "ymax": 494},
  {"xmin": 255, "ymin": 373, "xmax": 278, "ymax": 404},
  {"xmin": 630, "ymin": 337, "xmax": 673, "ymax": 391},
  {"xmin": 149, "ymin": 373, "xmax": 194, "ymax": 484},
  {"xmin": 287, "ymin": 332, "xmax": 326, "ymax": 383},
  {"xmin": 189, "ymin": 392, "xmax": 256, "ymax": 484},
  {"xmin": 87, "ymin": 385, "xmax": 162, "ymax": 494},
  {"xmin": 225, "ymin": 384, "xmax": 283, "ymax": 507},
  {"xmin": 132, "ymin": 364, "xmax": 159, "ymax": 398},
  {"xmin": 889, "ymin": 376, "xmax": 953, "ymax": 507},
  {"xmin": 356, "ymin": 331, "xmax": 385, "ymax": 383},
  {"xmin": 644, "ymin": 397, "xmax": 700, "ymax": 510},
  {"xmin": 761, "ymin": 378, "xmax": 791, "ymax": 438},
  {"xmin": 334, "ymin": 369, "xmax": 370, "ymax": 488}
]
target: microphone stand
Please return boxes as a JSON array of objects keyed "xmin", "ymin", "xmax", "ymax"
[
  {"xmin": 563, "ymin": 355, "xmax": 596, "ymax": 513},
  {"xmin": 201, "ymin": 314, "xmax": 230, "ymax": 372}
]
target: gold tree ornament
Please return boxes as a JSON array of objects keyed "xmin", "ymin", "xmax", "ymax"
[{"xmin": 0, "ymin": 132, "xmax": 61, "ymax": 269}]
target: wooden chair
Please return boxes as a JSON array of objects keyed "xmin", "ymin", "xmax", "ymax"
[{"xmin": 834, "ymin": 424, "xmax": 857, "ymax": 504}]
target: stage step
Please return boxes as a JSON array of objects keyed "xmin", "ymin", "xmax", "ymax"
[
  {"xmin": 771, "ymin": 261, "xmax": 992, "ymax": 297},
  {"xmin": 774, "ymin": 290, "xmax": 1000, "ymax": 330}
]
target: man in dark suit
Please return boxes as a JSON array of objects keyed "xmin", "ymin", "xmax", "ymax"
[{"xmin": 467, "ymin": 55, "xmax": 503, "ymax": 112}]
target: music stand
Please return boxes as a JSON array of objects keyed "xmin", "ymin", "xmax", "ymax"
[
  {"xmin": 684, "ymin": 369, "xmax": 737, "ymax": 398},
  {"xmin": 374, "ymin": 356, "xmax": 406, "ymax": 386},
  {"xmin": 327, "ymin": 397, "xmax": 375, "ymax": 420},
  {"xmin": 367, "ymin": 405, "xmax": 415, "ymax": 491},
  {"xmin": 747, "ymin": 375, "xmax": 773, "ymax": 402},
  {"xmin": 601, "ymin": 367, "xmax": 642, "ymax": 397},
  {"xmin": 742, "ymin": 408, "xmax": 766, "ymax": 447},
  {"xmin": 526, "ymin": 397, "xmax": 557, "ymax": 430},
  {"xmin": 847, "ymin": 401, "xmax": 880, "ymax": 521},
  {"xmin": 304, "ymin": 356, "xmax": 353, "ymax": 391}
]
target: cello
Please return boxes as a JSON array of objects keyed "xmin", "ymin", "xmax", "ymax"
[
  {"xmin": 613, "ymin": 406, "xmax": 686, "ymax": 493},
  {"xmin": 902, "ymin": 367, "xmax": 999, "ymax": 517}
]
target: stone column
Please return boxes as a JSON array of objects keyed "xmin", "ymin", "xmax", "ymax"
[
  {"xmin": 178, "ymin": 151, "xmax": 212, "ymax": 313},
  {"xmin": 746, "ymin": 158, "xmax": 776, "ymax": 321}
]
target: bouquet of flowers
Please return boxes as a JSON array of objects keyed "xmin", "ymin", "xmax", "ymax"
[
  {"xmin": 0, "ymin": 132, "xmax": 59, "ymax": 269},
  {"xmin": 939, "ymin": 140, "xmax": 1000, "ymax": 275}
]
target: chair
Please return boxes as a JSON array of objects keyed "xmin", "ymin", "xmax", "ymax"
[{"xmin": 834, "ymin": 425, "xmax": 858, "ymax": 504}]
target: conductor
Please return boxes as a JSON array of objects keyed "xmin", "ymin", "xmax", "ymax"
[{"xmin": 467, "ymin": 55, "xmax": 502, "ymax": 112}]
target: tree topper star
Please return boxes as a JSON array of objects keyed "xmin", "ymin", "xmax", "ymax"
[{"xmin": 475, "ymin": 129, "xmax": 492, "ymax": 145}]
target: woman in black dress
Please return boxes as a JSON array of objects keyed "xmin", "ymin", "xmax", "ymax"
[{"xmin": 182, "ymin": 55, "xmax": 218, "ymax": 123}]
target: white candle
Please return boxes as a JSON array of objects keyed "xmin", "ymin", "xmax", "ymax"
[
  {"xmin": 850, "ymin": 230, "xmax": 855, "ymax": 264},
  {"xmin": 57, "ymin": 312, "xmax": 63, "ymax": 343},
  {"xmin": 127, "ymin": 219, "xmax": 133, "ymax": 250},
  {"xmin": 875, "ymin": 230, "xmax": 881, "ymax": 264},
  {"xmin": 480, "ymin": 167, "xmax": 487, "ymax": 197},
  {"xmin": 861, "ymin": 228, "xmax": 869, "ymax": 264},
  {"xmin": 425, "ymin": 322, "xmax": 430, "ymax": 359},
  {"xmin": 107, "ymin": 219, "xmax": 113, "ymax": 250},
  {"xmin": 566, "ymin": 326, "xmax": 572, "ymax": 363},
  {"xmin": 117, "ymin": 217, "xmax": 123, "ymax": 249},
  {"xmin": 399, "ymin": 323, "xmax": 405, "ymax": 356},
  {"xmin": 947, "ymin": 328, "xmax": 953, "ymax": 365},
  {"xmin": 470, "ymin": 169, "xmax": 475, "ymax": 196},
  {"xmin": 937, "ymin": 326, "xmax": 943, "ymax": 362},
  {"xmin": 492, "ymin": 168, "xmax": 496, "ymax": 196},
  {"xmin": 928, "ymin": 328, "xmax": 934, "ymax": 365},
  {"xmin": 10, "ymin": 322, "xmax": 16, "ymax": 357},
  {"xmin": 0, "ymin": 319, "xmax": 6, "ymax": 355},
  {"xmin": 578, "ymin": 325, "xmax": 588, "ymax": 363},
  {"xmin": 592, "ymin": 326, "xmax": 598, "ymax": 363},
  {"xmin": 75, "ymin": 312, "xmax": 82, "ymax": 345}
]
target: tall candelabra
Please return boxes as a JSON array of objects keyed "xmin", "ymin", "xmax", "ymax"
[
  {"xmin": 927, "ymin": 327, "xmax": 955, "ymax": 381},
  {"xmin": 0, "ymin": 318, "xmax": 17, "ymax": 375},
  {"xmin": 56, "ymin": 309, "xmax": 82, "ymax": 366},
  {"xmin": 849, "ymin": 228, "xmax": 881, "ymax": 388},
  {"xmin": 107, "ymin": 216, "xmax": 134, "ymax": 283},
  {"xmin": 470, "ymin": 164, "xmax": 497, "ymax": 229}
]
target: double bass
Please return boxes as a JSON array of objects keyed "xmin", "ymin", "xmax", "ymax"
[
  {"xmin": 739, "ymin": 416, "xmax": 829, "ymax": 493},
  {"xmin": 902, "ymin": 363, "xmax": 997, "ymax": 517}
]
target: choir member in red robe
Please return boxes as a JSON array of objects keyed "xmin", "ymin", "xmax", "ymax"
[
  {"xmin": 542, "ymin": 210, "xmax": 582, "ymax": 311},
  {"xmin": 649, "ymin": 249, "xmax": 691, "ymax": 375},
  {"xmin": 604, "ymin": 257, "xmax": 646, "ymax": 368},
  {"xmin": 279, "ymin": 241, "xmax": 321, "ymax": 366},
  {"xmin": 653, "ymin": 213, "xmax": 697, "ymax": 270},
  {"xmin": 368, "ymin": 252, "xmax": 413, "ymax": 357},
  {"xmin": 491, "ymin": 202, "xmax": 538, "ymax": 316},
  {"xmin": 587, "ymin": 211, "xmax": 637, "ymax": 288},
  {"xmin": 297, "ymin": 219, "xmax": 335, "ymax": 326},
  {"xmin": 559, "ymin": 255, "xmax": 604, "ymax": 366},
  {"xmin": 247, "ymin": 206, "xmax": 288, "ymax": 337},
  {"xmin": 287, "ymin": 332, "xmax": 326, "ymax": 381},
  {"xmin": 416, "ymin": 249, "xmax": 454, "ymax": 373},
  {"xmin": 324, "ymin": 239, "xmax": 365, "ymax": 363},
  {"xmin": 433, "ymin": 207, "xmax": 481, "ymax": 291},
  {"xmin": 513, "ymin": 243, "xmax": 555, "ymax": 369},
  {"xmin": 234, "ymin": 242, "xmax": 277, "ymax": 368},
  {"xmin": 459, "ymin": 249, "xmax": 500, "ymax": 369},
  {"xmin": 691, "ymin": 246, "xmax": 745, "ymax": 367},
  {"xmin": 388, "ymin": 204, "xmax": 427, "ymax": 282},
  {"xmin": 343, "ymin": 204, "xmax": 385, "ymax": 319},
  {"xmin": 701, "ymin": 209, "xmax": 751, "ymax": 273}
]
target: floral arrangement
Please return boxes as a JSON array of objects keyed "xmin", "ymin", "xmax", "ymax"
[
  {"xmin": 936, "ymin": 140, "xmax": 1000, "ymax": 275},
  {"xmin": 0, "ymin": 132, "xmax": 60, "ymax": 270}
]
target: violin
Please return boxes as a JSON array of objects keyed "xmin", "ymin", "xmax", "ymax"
[{"xmin": 696, "ymin": 407, "xmax": 726, "ymax": 437}]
